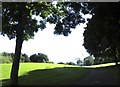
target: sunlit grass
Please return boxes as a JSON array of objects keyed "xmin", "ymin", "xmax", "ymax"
[
  {"xmin": 0, "ymin": 63, "xmax": 12, "ymax": 80},
  {"xmin": 1, "ymin": 62, "xmax": 119, "ymax": 85},
  {"xmin": 0, "ymin": 63, "xmax": 80, "ymax": 80},
  {"xmin": 82, "ymin": 62, "xmax": 120, "ymax": 68},
  {"xmin": 1, "ymin": 63, "xmax": 86, "ymax": 85},
  {"xmin": 18, "ymin": 63, "xmax": 80, "ymax": 77}
]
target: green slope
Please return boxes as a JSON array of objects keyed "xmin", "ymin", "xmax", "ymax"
[{"xmin": 1, "ymin": 63, "xmax": 86, "ymax": 85}]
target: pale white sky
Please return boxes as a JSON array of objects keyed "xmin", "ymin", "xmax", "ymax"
[{"xmin": 0, "ymin": 15, "xmax": 92, "ymax": 64}]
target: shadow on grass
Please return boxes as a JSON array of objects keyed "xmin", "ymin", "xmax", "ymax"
[
  {"xmin": 2, "ymin": 65, "xmax": 120, "ymax": 86},
  {"xmin": 81, "ymin": 64, "xmax": 120, "ymax": 86},
  {"xmin": 1, "ymin": 67, "xmax": 86, "ymax": 86}
]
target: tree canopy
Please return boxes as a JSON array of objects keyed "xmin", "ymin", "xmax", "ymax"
[
  {"xmin": 83, "ymin": 3, "xmax": 120, "ymax": 64},
  {"xmin": 29, "ymin": 53, "xmax": 49, "ymax": 62},
  {"xmin": 2, "ymin": 2, "xmax": 92, "ymax": 85},
  {"xmin": 0, "ymin": 52, "xmax": 30, "ymax": 63},
  {"xmin": 2, "ymin": 2, "xmax": 92, "ymax": 39}
]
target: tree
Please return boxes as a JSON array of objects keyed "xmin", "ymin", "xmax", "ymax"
[
  {"xmin": 94, "ymin": 56, "xmax": 115, "ymax": 65},
  {"xmin": 57, "ymin": 62, "xmax": 65, "ymax": 64},
  {"xmin": 29, "ymin": 53, "xmax": 49, "ymax": 62},
  {"xmin": 2, "ymin": 52, "xmax": 9, "ymax": 56},
  {"xmin": 0, "ymin": 52, "xmax": 12, "ymax": 63},
  {"xmin": 83, "ymin": 3, "xmax": 120, "ymax": 66},
  {"xmin": 38, "ymin": 53, "xmax": 49, "ymax": 62},
  {"xmin": 66, "ymin": 62, "xmax": 75, "ymax": 65},
  {"xmin": 2, "ymin": 2, "xmax": 91, "ymax": 85},
  {"xmin": 1, "ymin": 52, "xmax": 30, "ymax": 63},
  {"xmin": 21, "ymin": 53, "xmax": 30, "ymax": 62},
  {"xmin": 84, "ymin": 56, "xmax": 94, "ymax": 66},
  {"xmin": 76, "ymin": 58, "xmax": 83, "ymax": 66}
]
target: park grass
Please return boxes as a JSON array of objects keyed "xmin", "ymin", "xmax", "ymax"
[
  {"xmin": 82, "ymin": 62, "xmax": 120, "ymax": 80},
  {"xmin": 82, "ymin": 62, "xmax": 120, "ymax": 68},
  {"xmin": 0, "ymin": 63, "xmax": 86, "ymax": 85},
  {"xmin": 1, "ymin": 62, "xmax": 119, "ymax": 85}
]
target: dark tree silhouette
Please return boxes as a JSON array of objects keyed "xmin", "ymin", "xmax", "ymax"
[
  {"xmin": 2, "ymin": 2, "xmax": 91, "ymax": 85},
  {"xmin": 30, "ymin": 53, "xmax": 49, "ymax": 62},
  {"xmin": 83, "ymin": 3, "xmax": 120, "ymax": 66},
  {"xmin": 66, "ymin": 62, "xmax": 75, "ymax": 65},
  {"xmin": 76, "ymin": 58, "xmax": 82, "ymax": 65},
  {"xmin": 57, "ymin": 62, "xmax": 65, "ymax": 64}
]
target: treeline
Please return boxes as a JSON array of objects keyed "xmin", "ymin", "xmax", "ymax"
[
  {"xmin": 83, "ymin": 56, "xmax": 120, "ymax": 66},
  {"xmin": 57, "ymin": 62, "xmax": 76, "ymax": 65},
  {"xmin": 0, "ymin": 52, "xmax": 53, "ymax": 64}
]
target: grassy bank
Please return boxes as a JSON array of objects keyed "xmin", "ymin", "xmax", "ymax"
[
  {"xmin": 82, "ymin": 62, "xmax": 120, "ymax": 68},
  {"xmin": 1, "ymin": 63, "xmax": 86, "ymax": 85}
]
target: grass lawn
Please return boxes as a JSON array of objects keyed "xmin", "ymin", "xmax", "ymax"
[
  {"xmin": 1, "ymin": 62, "xmax": 119, "ymax": 86},
  {"xmin": 82, "ymin": 62, "xmax": 116, "ymax": 68},
  {"xmin": 0, "ymin": 63, "xmax": 86, "ymax": 85},
  {"xmin": 82, "ymin": 62, "xmax": 120, "ymax": 68}
]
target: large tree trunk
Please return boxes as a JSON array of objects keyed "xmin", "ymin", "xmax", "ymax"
[
  {"xmin": 115, "ymin": 56, "xmax": 118, "ymax": 66},
  {"xmin": 10, "ymin": 35, "xmax": 23, "ymax": 85},
  {"xmin": 113, "ymin": 47, "xmax": 118, "ymax": 66},
  {"xmin": 114, "ymin": 49, "xmax": 118, "ymax": 66}
]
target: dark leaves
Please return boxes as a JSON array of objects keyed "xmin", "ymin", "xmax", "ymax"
[
  {"xmin": 39, "ymin": 20, "xmax": 46, "ymax": 30},
  {"xmin": 83, "ymin": 3, "xmax": 120, "ymax": 59},
  {"xmin": 2, "ymin": 2, "xmax": 92, "ymax": 40}
]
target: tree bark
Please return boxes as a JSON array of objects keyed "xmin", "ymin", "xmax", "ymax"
[
  {"xmin": 114, "ymin": 49, "xmax": 118, "ymax": 66},
  {"xmin": 115, "ymin": 56, "xmax": 118, "ymax": 66},
  {"xmin": 10, "ymin": 35, "xmax": 23, "ymax": 85}
]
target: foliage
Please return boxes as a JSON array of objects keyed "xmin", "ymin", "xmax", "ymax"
[
  {"xmin": 2, "ymin": 2, "xmax": 49, "ymax": 40},
  {"xmin": 57, "ymin": 62, "xmax": 65, "ymax": 64},
  {"xmin": 20, "ymin": 53, "xmax": 30, "ymax": 62},
  {"xmin": 0, "ymin": 52, "xmax": 30, "ymax": 63},
  {"xmin": 66, "ymin": 61, "xmax": 75, "ymax": 65},
  {"xmin": 76, "ymin": 58, "xmax": 82, "ymax": 65},
  {"xmin": 94, "ymin": 56, "xmax": 115, "ymax": 65},
  {"xmin": 2, "ymin": 2, "xmax": 91, "ymax": 39},
  {"xmin": 46, "ymin": 61, "xmax": 54, "ymax": 64},
  {"xmin": 2, "ymin": 2, "xmax": 92, "ymax": 85},
  {"xmin": 83, "ymin": 3, "xmax": 120, "ymax": 65},
  {"xmin": 85, "ymin": 60, "xmax": 91, "ymax": 66},
  {"xmin": 0, "ymin": 53, "xmax": 12, "ymax": 63},
  {"xmin": 29, "ymin": 53, "xmax": 49, "ymax": 63},
  {"xmin": 84, "ymin": 56, "xmax": 94, "ymax": 66}
]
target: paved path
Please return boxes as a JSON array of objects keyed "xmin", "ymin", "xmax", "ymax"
[{"xmin": 75, "ymin": 66, "xmax": 120, "ymax": 86}]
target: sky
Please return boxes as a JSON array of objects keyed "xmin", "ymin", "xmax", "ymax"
[{"xmin": 0, "ymin": 15, "xmax": 91, "ymax": 64}]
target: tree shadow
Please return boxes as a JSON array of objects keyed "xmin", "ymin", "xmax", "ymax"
[
  {"xmin": 2, "ymin": 65, "xmax": 119, "ymax": 86},
  {"xmin": 1, "ymin": 67, "xmax": 85, "ymax": 86},
  {"xmin": 81, "ymin": 64, "xmax": 120, "ymax": 86}
]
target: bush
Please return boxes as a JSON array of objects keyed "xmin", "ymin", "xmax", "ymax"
[
  {"xmin": 0, "ymin": 52, "xmax": 30, "ymax": 63},
  {"xmin": 30, "ymin": 53, "xmax": 49, "ymax": 63},
  {"xmin": 46, "ymin": 61, "xmax": 54, "ymax": 64},
  {"xmin": 66, "ymin": 62, "xmax": 75, "ymax": 65},
  {"xmin": 57, "ymin": 62, "xmax": 65, "ymax": 64},
  {"xmin": 0, "ymin": 54, "xmax": 12, "ymax": 63}
]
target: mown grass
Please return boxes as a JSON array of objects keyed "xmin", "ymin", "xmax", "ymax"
[
  {"xmin": 1, "ymin": 62, "xmax": 119, "ymax": 85},
  {"xmin": 0, "ymin": 63, "xmax": 86, "ymax": 85},
  {"xmin": 82, "ymin": 62, "xmax": 120, "ymax": 68},
  {"xmin": 82, "ymin": 62, "xmax": 120, "ymax": 82}
]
